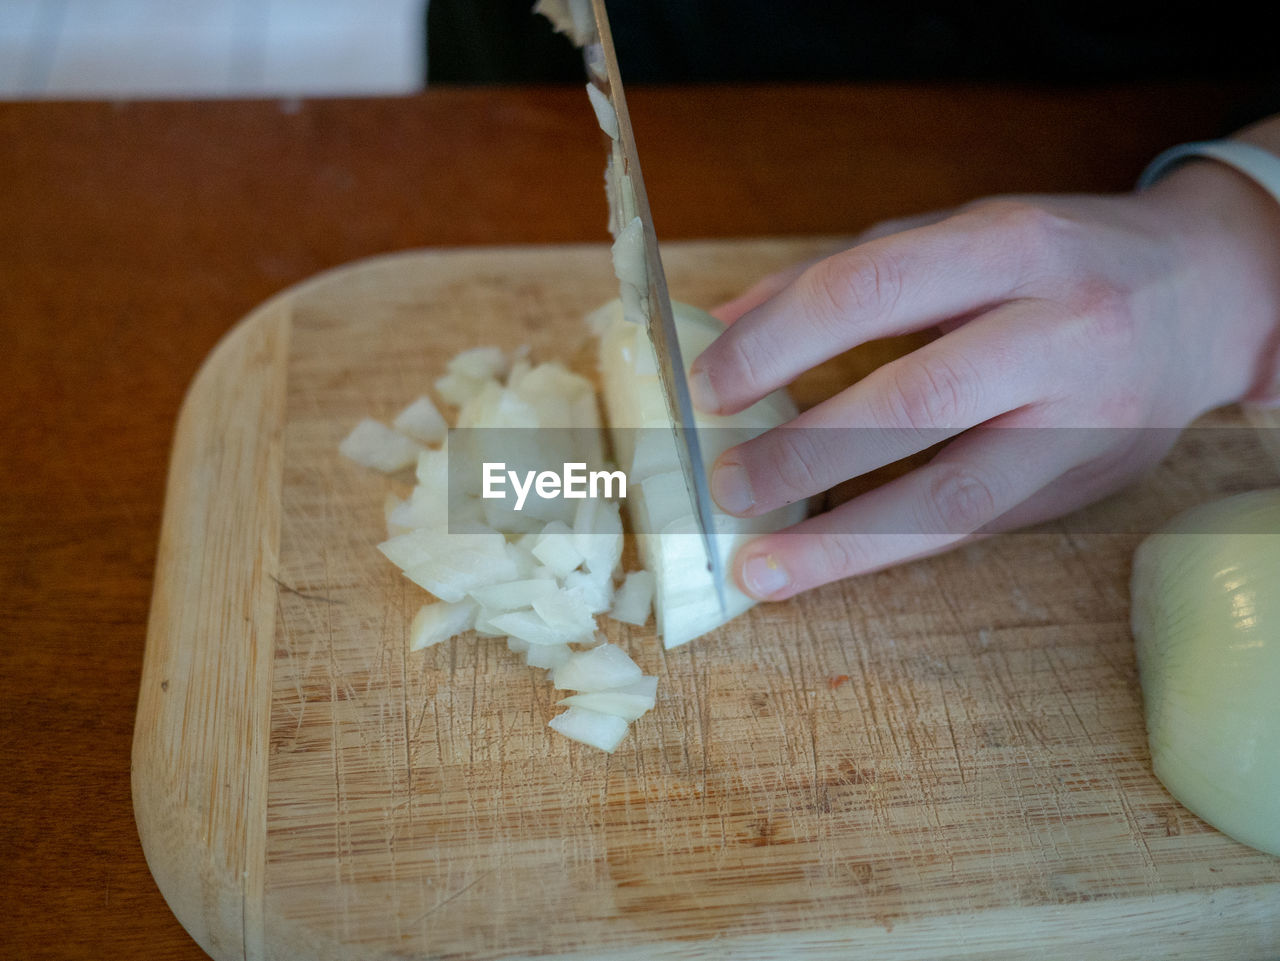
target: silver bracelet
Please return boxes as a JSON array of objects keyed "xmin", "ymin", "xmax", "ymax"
[
  {"xmin": 1139, "ymin": 138, "xmax": 1280, "ymax": 409},
  {"xmin": 1138, "ymin": 138, "xmax": 1280, "ymax": 200}
]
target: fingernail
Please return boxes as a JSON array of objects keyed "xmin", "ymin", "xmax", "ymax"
[
  {"xmin": 689, "ymin": 365, "xmax": 717, "ymax": 413},
  {"xmin": 743, "ymin": 552, "xmax": 789, "ymax": 598},
  {"xmin": 711, "ymin": 461, "xmax": 754, "ymax": 515}
]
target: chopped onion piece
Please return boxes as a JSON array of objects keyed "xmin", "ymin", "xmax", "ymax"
[
  {"xmin": 468, "ymin": 578, "xmax": 558, "ymax": 611},
  {"xmin": 450, "ymin": 495, "xmax": 486, "ymax": 529},
  {"xmin": 489, "ymin": 609, "xmax": 580, "ymax": 646},
  {"xmin": 409, "ymin": 599, "xmax": 478, "ymax": 650},
  {"xmin": 339, "ymin": 418, "xmax": 424, "ymax": 473},
  {"xmin": 609, "ymin": 675, "xmax": 659, "ymax": 699},
  {"xmin": 474, "ymin": 607, "xmax": 505, "ymax": 637},
  {"xmin": 525, "ymin": 643, "xmax": 574, "ymax": 670},
  {"xmin": 504, "ymin": 541, "xmax": 540, "ymax": 578},
  {"xmin": 628, "ymin": 433, "xmax": 680, "ymax": 482},
  {"xmin": 415, "ymin": 446, "xmax": 448, "ymax": 486},
  {"xmin": 384, "ymin": 492, "xmax": 411, "ymax": 538},
  {"xmin": 534, "ymin": 0, "xmax": 596, "ymax": 47},
  {"xmin": 532, "ymin": 521, "xmax": 585, "ymax": 576},
  {"xmin": 532, "ymin": 588, "xmax": 598, "ymax": 640},
  {"xmin": 507, "ymin": 356, "xmax": 533, "ymax": 389},
  {"xmin": 611, "ymin": 216, "xmax": 646, "ymax": 288},
  {"xmin": 637, "ymin": 470, "xmax": 693, "ymax": 532},
  {"xmin": 378, "ymin": 526, "xmax": 503, "ymax": 571},
  {"xmin": 447, "ymin": 346, "xmax": 507, "ymax": 380},
  {"xmin": 484, "ymin": 498, "xmax": 544, "ymax": 535},
  {"xmin": 552, "ymin": 643, "xmax": 643, "ymax": 691},
  {"xmin": 585, "ymin": 82, "xmax": 619, "ymax": 140},
  {"xmin": 610, "ymin": 570, "xmax": 655, "ymax": 626},
  {"xmin": 457, "ymin": 380, "xmax": 537, "ymax": 429},
  {"xmin": 380, "ymin": 527, "xmax": 517, "ymax": 602},
  {"xmin": 557, "ymin": 690, "xmax": 654, "ymax": 721},
  {"xmin": 572, "ymin": 497, "xmax": 622, "ymax": 574},
  {"xmin": 506, "ymin": 635, "xmax": 530, "ymax": 654},
  {"xmin": 584, "ymin": 301, "xmax": 616, "ymax": 337},
  {"xmin": 548, "ymin": 706, "xmax": 629, "ymax": 753},
  {"xmin": 392, "ymin": 395, "xmax": 448, "ymax": 446},
  {"xmin": 391, "ymin": 484, "xmax": 447, "ymax": 532},
  {"xmin": 562, "ymin": 568, "xmax": 614, "ymax": 614},
  {"xmin": 435, "ymin": 370, "xmax": 492, "ymax": 408},
  {"xmin": 404, "ymin": 551, "xmax": 519, "ymax": 604}
]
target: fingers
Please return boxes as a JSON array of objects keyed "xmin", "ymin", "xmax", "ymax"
[
  {"xmin": 980, "ymin": 427, "xmax": 1178, "ymax": 533},
  {"xmin": 710, "ymin": 213, "xmax": 951, "ymax": 325},
  {"xmin": 710, "ymin": 300, "xmax": 1061, "ymax": 517},
  {"xmin": 711, "ymin": 262, "xmax": 809, "ymax": 325},
  {"xmin": 731, "ymin": 421, "xmax": 1090, "ymax": 600},
  {"xmin": 853, "ymin": 208, "xmax": 955, "ymax": 244},
  {"xmin": 691, "ymin": 201, "xmax": 1051, "ymax": 416}
]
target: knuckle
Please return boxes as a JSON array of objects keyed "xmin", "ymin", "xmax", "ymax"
[
  {"xmin": 801, "ymin": 250, "xmax": 903, "ymax": 331},
  {"xmin": 861, "ymin": 215, "xmax": 921, "ymax": 242},
  {"xmin": 968, "ymin": 199, "xmax": 1074, "ymax": 280},
  {"xmin": 718, "ymin": 331, "xmax": 772, "ymax": 402},
  {"xmin": 882, "ymin": 357, "xmax": 975, "ymax": 430},
  {"xmin": 765, "ymin": 430, "xmax": 824, "ymax": 505},
  {"xmin": 979, "ymin": 198, "xmax": 1059, "ymax": 241},
  {"xmin": 926, "ymin": 464, "xmax": 998, "ymax": 533},
  {"xmin": 815, "ymin": 534, "xmax": 862, "ymax": 580}
]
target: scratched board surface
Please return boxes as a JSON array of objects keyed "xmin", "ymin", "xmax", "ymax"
[{"xmin": 136, "ymin": 241, "xmax": 1280, "ymax": 961}]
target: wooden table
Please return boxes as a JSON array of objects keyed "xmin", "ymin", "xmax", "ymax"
[{"xmin": 0, "ymin": 83, "xmax": 1270, "ymax": 960}]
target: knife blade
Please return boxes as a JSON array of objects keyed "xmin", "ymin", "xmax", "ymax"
[{"xmin": 583, "ymin": 0, "xmax": 726, "ymax": 615}]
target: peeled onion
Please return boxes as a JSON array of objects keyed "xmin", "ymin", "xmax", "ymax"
[{"xmin": 1130, "ymin": 488, "xmax": 1280, "ymax": 856}]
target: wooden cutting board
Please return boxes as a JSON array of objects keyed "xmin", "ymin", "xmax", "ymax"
[{"xmin": 133, "ymin": 239, "xmax": 1280, "ymax": 961}]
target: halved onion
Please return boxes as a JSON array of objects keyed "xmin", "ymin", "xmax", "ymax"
[
  {"xmin": 597, "ymin": 299, "xmax": 806, "ymax": 647},
  {"xmin": 1131, "ymin": 488, "xmax": 1280, "ymax": 856}
]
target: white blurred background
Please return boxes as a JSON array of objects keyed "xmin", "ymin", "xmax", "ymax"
[{"xmin": 0, "ymin": 0, "xmax": 425, "ymax": 98}]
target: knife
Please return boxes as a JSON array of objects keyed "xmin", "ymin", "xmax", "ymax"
[{"xmin": 582, "ymin": 0, "xmax": 726, "ymax": 614}]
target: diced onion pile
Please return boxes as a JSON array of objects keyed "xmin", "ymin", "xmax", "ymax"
[
  {"xmin": 339, "ymin": 5, "xmax": 805, "ymax": 753},
  {"xmin": 341, "ymin": 345, "xmax": 657, "ymax": 752}
]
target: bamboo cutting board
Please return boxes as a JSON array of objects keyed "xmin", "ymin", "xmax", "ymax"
[{"xmin": 133, "ymin": 239, "xmax": 1280, "ymax": 961}]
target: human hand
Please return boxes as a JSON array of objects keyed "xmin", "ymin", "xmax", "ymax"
[{"xmin": 691, "ymin": 159, "xmax": 1280, "ymax": 600}]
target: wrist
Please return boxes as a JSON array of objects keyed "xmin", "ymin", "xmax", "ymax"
[{"xmin": 1137, "ymin": 148, "xmax": 1280, "ymax": 408}]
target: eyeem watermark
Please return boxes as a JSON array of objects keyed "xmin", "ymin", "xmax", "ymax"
[{"xmin": 482, "ymin": 462, "xmax": 627, "ymax": 511}]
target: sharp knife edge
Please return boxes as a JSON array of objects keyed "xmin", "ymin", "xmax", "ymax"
[{"xmin": 584, "ymin": 0, "xmax": 726, "ymax": 613}]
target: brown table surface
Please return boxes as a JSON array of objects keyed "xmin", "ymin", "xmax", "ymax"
[{"xmin": 0, "ymin": 82, "xmax": 1271, "ymax": 960}]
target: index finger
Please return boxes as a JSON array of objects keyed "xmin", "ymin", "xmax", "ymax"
[{"xmin": 689, "ymin": 202, "xmax": 1051, "ymax": 416}]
